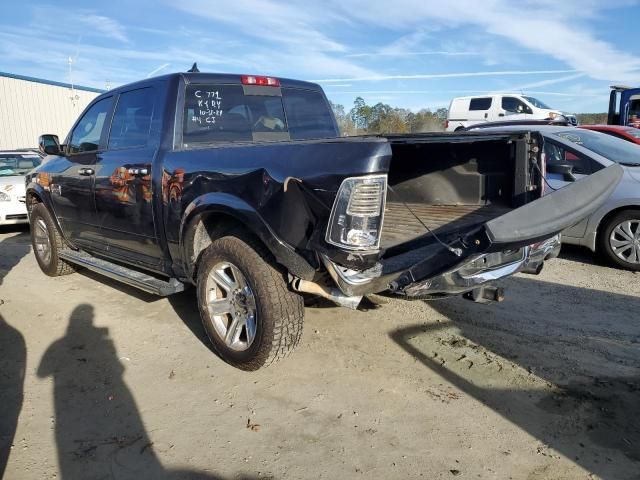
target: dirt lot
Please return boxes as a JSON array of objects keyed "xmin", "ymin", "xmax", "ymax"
[{"xmin": 1, "ymin": 224, "xmax": 639, "ymax": 480}]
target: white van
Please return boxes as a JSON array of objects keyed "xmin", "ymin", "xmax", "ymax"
[{"xmin": 445, "ymin": 94, "xmax": 577, "ymax": 131}]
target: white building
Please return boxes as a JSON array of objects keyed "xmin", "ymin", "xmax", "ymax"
[{"xmin": 0, "ymin": 71, "xmax": 102, "ymax": 150}]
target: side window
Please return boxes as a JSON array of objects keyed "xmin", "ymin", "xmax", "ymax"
[
  {"xmin": 543, "ymin": 141, "xmax": 593, "ymax": 175},
  {"xmin": 282, "ymin": 89, "xmax": 338, "ymax": 140},
  {"xmin": 108, "ymin": 88, "xmax": 155, "ymax": 149},
  {"xmin": 502, "ymin": 97, "xmax": 533, "ymax": 114},
  {"xmin": 469, "ymin": 97, "xmax": 492, "ymax": 111},
  {"xmin": 68, "ymin": 97, "xmax": 113, "ymax": 154}
]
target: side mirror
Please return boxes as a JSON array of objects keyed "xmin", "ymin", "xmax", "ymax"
[
  {"xmin": 547, "ymin": 164, "xmax": 576, "ymax": 182},
  {"xmin": 39, "ymin": 134, "xmax": 61, "ymax": 155}
]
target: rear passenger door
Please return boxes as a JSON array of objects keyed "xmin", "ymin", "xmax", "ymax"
[
  {"xmin": 94, "ymin": 86, "xmax": 163, "ymax": 265},
  {"xmin": 467, "ymin": 97, "xmax": 493, "ymax": 123}
]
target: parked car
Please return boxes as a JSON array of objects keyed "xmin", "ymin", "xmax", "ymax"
[
  {"xmin": 579, "ymin": 125, "xmax": 640, "ymax": 145},
  {"xmin": 446, "ymin": 94, "xmax": 577, "ymax": 132},
  {"xmin": 26, "ymin": 72, "xmax": 621, "ymax": 369},
  {"xmin": 0, "ymin": 150, "xmax": 42, "ymax": 225},
  {"xmin": 476, "ymin": 125, "xmax": 640, "ymax": 270}
]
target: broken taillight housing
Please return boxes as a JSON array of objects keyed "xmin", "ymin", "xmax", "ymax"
[{"xmin": 326, "ymin": 175, "xmax": 387, "ymax": 250}]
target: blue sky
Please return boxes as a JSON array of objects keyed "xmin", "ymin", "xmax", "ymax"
[{"xmin": 1, "ymin": 0, "xmax": 639, "ymax": 113}]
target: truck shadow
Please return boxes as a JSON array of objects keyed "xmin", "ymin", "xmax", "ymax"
[
  {"xmin": 0, "ymin": 225, "xmax": 31, "ymax": 285},
  {"xmin": 37, "ymin": 303, "xmax": 261, "ymax": 480},
  {"xmin": 390, "ymin": 276, "xmax": 640, "ymax": 479},
  {"xmin": 0, "ymin": 314, "xmax": 26, "ymax": 478}
]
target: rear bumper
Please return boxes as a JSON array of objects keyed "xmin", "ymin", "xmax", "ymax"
[{"xmin": 322, "ymin": 235, "xmax": 561, "ymax": 299}]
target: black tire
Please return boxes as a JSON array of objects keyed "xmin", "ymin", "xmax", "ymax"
[
  {"xmin": 196, "ymin": 234, "xmax": 304, "ymax": 370},
  {"xmin": 598, "ymin": 209, "xmax": 640, "ymax": 271},
  {"xmin": 454, "ymin": 126, "xmax": 466, "ymax": 132},
  {"xmin": 29, "ymin": 203, "xmax": 76, "ymax": 277}
]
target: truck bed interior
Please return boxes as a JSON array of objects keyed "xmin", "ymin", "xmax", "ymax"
[{"xmin": 382, "ymin": 137, "xmax": 525, "ymax": 249}]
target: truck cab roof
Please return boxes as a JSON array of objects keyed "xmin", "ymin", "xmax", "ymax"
[{"xmin": 102, "ymin": 72, "xmax": 323, "ymax": 96}]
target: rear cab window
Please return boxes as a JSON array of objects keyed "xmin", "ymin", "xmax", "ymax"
[{"xmin": 182, "ymin": 84, "xmax": 338, "ymax": 147}]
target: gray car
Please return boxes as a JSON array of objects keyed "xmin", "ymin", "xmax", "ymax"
[{"xmin": 470, "ymin": 125, "xmax": 640, "ymax": 271}]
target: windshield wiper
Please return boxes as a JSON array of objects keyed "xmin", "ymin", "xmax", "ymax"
[{"xmin": 619, "ymin": 162, "xmax": 640, "ymax": 167}]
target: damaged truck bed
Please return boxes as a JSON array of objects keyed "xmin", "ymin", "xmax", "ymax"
[{"xmin": 27, "ymin": 72, "xmax": 622, "ymax": 369}]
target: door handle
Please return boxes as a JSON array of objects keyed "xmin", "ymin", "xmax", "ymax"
[
  {"xmin": 498, "ymin": 113, "xmax": 505, "ymax": 117},
  {"xmin": 78, "ymin": 168, "xmax": 95, "ymax": 176},
  {"xmin": 484, "ymin": 112, "xmax": 488, "ymax": 119},
  {"xmin": 128, "ymin": 167, "xmax": 149, "ymax": 176}
]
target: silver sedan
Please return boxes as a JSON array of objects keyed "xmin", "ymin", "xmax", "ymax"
[
  {"xmin": 542, "ymin": 128, "xmax": 640, "ymax": 270},
  {"xmin": 470, "ymin": 125, "xmax": 640, "ymax": 271}
]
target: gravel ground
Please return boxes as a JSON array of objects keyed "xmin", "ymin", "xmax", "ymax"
[{"xmin": 1, "ymin": 224, "xmax": 639, "ymax": 480}]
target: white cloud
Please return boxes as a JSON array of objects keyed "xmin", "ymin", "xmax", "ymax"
[
  {"xmin": 313, "ymin": 69, "xmax": 579, "ymax": 83},
  {"xmin": 330, "ymin": 0, "xmax": 640, "ymax": 82},
  {"xmin": 74, "ymin": 13, "xmax": 130, "ymax": 44}
]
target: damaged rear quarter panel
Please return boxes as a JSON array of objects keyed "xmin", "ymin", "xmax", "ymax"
[{"xmin": 162, "ymin": 138, "xmax": 391, "ymax": 269}]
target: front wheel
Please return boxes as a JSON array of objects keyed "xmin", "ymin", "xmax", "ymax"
[
  {"xmin": 196, "ymin": 234, "xmax": 304, "ymax": 370},
  {"xmin": 598, "ymin": 210, "xmax": 640, "ymax": 271},
  {"xmin": 29, "ymin": 203, "xmax": 76, "ymax": 277}
]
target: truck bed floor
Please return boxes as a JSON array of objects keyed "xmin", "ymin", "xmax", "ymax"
[{"xmin": 381, "ymin": 202, "xmax": 511, "ymax": 248}]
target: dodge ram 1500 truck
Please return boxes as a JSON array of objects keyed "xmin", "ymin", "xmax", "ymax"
[{"xmin": 27, "ymin": 71, "xmax": 622, "ymax": 370}]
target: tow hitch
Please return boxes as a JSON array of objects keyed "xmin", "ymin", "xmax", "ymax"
[{"xmin": 463, "ymin": 286, "xmax": 505, "ymax": 304}]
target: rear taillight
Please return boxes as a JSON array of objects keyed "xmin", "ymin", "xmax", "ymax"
[
  {"xmin": 241, "ymin": 75, "xmax": 280, "ymax": 87},
  {"xmin": 444, "ymin": 120, "xmax": 449, "ymax": 129},
  {"xmin": 326, "ymin": 175, "xmax": 387, "ymax": 250}
]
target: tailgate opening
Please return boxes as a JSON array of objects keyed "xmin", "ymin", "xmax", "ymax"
[{"xmin": 383, "ymin": 135, "xmax": 538, "ymax": 250}]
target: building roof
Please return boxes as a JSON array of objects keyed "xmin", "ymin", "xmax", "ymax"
[{"xmin": 0, "ymin": 71, "xmax": 105, "ymax": 94}]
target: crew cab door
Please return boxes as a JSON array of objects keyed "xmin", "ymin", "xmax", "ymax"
[
  {"xmin": 50, "ymin": 95, "xmax": 114, "ymax": 247},
  {"xmin": 93, "ymin": 86, "xmax": 163, "ymax": 266}
]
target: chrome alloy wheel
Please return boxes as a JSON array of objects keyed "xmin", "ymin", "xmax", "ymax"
[
  {"xmin": 34, "ymin": 218, "xmax": 52, "ymax": 266},
  {"xmin": 609, "ymin": 219, "xmax": 640, "ymax": 265},
  {"xmin": 205, "ymin": 261, "xmax": 258, "ymax": 352}
]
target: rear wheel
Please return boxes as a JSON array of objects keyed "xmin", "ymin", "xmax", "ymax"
[
  {"xmin": 196, "ymin": 234, "xmax": 304, "ymax": 370},
  {"xmin": 29, "ymin": 203, "xmax": 76, "ymax": 276},
  {"xmin": 598, "ymin": 210, "xmax": 640, "ymax": 271}
]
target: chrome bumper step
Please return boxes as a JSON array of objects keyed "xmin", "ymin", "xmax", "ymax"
[{"xmin": 59, "ymin": 250, "xmax": 184, "ymax": 296}]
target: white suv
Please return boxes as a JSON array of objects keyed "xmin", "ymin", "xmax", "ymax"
[{"xmin": 445, "ymin": 94, "xmax": 577, "ymax": 131}]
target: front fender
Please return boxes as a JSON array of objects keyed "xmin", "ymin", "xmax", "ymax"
[
  {"xmin": 25, "ymin": 181, "xmax": 67, "ymax": 241},
  {"xmin": 180, "ymin": 192, "xmax": 316, "ymax": 280}
]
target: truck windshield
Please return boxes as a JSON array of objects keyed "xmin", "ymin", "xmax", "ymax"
[
  {"xmin": 523, "ymin": 96, "xmax": 551, "ymax": 109},
  {"xmin": 0, "ymin": 155, "xmax": 42, "ymax": 176},
  {"xmin": 183, "ymin": 84, "xmax": 338, "ymax": 146},
  {"xmin": 555, "ymin": 129, "xmax": 640, "ymax": 166}
]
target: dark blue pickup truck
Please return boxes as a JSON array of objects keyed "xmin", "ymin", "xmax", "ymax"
[{"xmin": 27, "ymin": 71, "xmax": 622, "ymax": 370}]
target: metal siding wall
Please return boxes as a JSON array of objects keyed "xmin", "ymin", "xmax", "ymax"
[{"xmin": 0, "ymin": 76, "xmax": 100, "ymax": 149}]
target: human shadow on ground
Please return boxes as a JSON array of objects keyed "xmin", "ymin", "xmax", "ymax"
[
  {"xmin": 37, "ymin": 304, "xmax": 260, "ymax": 480},
  {"xmin": 391, "ymin": 276, "xmax": 640, "ymax": 480},
  {"xmin": 0, "ymin": 314, "xmax": 26, "ymax": 478},
  {"xmin": 0, "ymin": 225, "xmax": 30, "ymax": 286}
]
